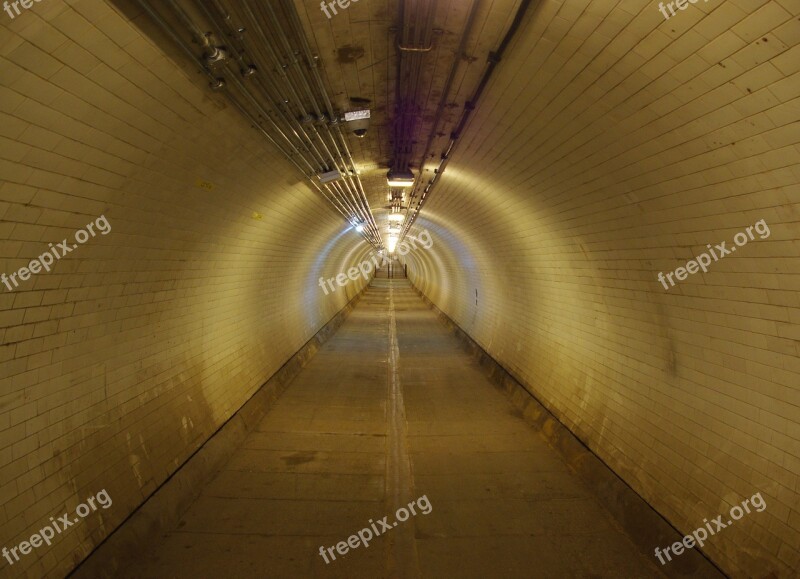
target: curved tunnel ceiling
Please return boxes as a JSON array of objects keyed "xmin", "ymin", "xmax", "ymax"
[{"xmin": 0, "ymin": 0, "xmax": 798, "ymax": 577}]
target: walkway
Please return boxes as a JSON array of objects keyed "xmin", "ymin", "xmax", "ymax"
[{"xmin": 121, "ymin": 279, "xmax": 664, "ymax": 578}]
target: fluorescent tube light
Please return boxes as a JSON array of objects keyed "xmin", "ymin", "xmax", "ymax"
[
  {"xmin": 318, "ymin": 170, "xmax": 341, "ymax": 183},
  {"xmin": 387, "ymin": 169, "xmax": 414, "ymax": 187},
  {"xmin": 344, "ymin": 109, "xmax": 370, "ymax": 121}
]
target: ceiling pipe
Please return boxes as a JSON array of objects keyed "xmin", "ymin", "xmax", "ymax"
[
  {"xmin": 132, "ymin": 0, "xmax": 355, "ymax": 236},
  {"xmin": 264, "ymin": 0, "xmax": 382, "ymax": 246},
  {"xmin": 146, "ymin": 0, "xmax": 383, "ymax": 248},
  {"xmin": 393, "ymin": 0, "xmax": 410, "ymax": 172},
  {"xmin": 402, "ymin": 0, "xmax": 537, "ymax": 237},
  {"xmin": 331, "ymin": 180, "xmax": 377, "ymax": 243},
  {"xmin": 405, "ymin": 0, "xmax": 437, "ymax": 168},
  {"xmin": 393, "ymin": 0, "xmax": 438, "ymax": 173},
  {"xmin": 279, "ymin": 0, "xmax": 383, "ymax": 247},
  {"xmin": 250, "ymin": 0, "xmax": 361, "ymax": 187},
  {"xmin": 232, "ymin": 0, "xmax": 380, "ymax": 243},
  {"xmin": 161, "ymin": 0, "xmax": 319, "ymax": 174},
  {"xmin": 207, "ymin": 2, "xmax": 337, "ymax": 172},
  {"xmin": 224, "ymin": 1, "xmax": 361, "ymax": 202},
  {"xmin": 259, "ymin": 1, "xmax": 325, "ymax": 122},
  {"xmin": 144, "ymin": 0, "xmax": 315, "ymax": 175},
  {"xmin": 238, "ymin": 0, "xmax": 311, "ymax": 122},
  {"xmin": 400, "ymin": 0, "xmax": 481, "ymax": 235},
  {"xmin": 141, "ymin": 0, "xmax": 381, "ymax": 245},
  {"xmin": 205, "ymin": 0, "xmax": 335, "ymax": 171},
  {"xmin": 281, "ymin": 0, "xmax": 335, "ymax": 126}
]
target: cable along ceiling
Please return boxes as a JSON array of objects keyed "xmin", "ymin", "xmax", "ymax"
[{"xmin": 136, "ymin": 0, "xmax": 384, "ymax": 249}]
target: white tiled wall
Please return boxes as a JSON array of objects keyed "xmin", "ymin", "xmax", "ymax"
[
  {"xmin": 407, "ymin": 0, "xmax": 799, "ymax": 576},
  {"xmin": 0, "ymin": 2, "xmax": 373, "ymax": 576}
]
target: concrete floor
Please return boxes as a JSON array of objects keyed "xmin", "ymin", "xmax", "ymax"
[{"xmin": 123, "ymin": 279, "xmax": 665, "ymax": 578}]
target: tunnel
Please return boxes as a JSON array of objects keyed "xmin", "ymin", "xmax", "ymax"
[{"xmin": 1, "ymin": 0, "xmax": 799, "ymax": 577}]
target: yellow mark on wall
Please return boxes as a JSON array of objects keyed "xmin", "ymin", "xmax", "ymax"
[
  {"xmin": 252, "ymin": 212, "xmax": 263, "ymax": 220},
  {"xmin": 195, "ymin": 178, "xmax": 215, "ymax": 191}
]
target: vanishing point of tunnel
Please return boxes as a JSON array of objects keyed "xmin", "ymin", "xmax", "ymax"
[{"xmin": 0, "ymin": 0, "xmax": 799, "ymax": 578}]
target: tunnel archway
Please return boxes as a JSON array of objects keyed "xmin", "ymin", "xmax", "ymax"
[{"xmin": 0, "ymin": 0, "xmax": 798, "ymax": 577}]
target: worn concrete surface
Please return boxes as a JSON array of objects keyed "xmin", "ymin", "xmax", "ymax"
[{"xmin": 119, "ymin": 279, "xmax": 667, "ymax": 578}]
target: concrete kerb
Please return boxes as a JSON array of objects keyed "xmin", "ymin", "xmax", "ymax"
[
  {"xmin": 407, "ymin": 282, "xmax": 727, "ymax": 579},
  {"xmin": 69, "ymin": 284, "xmax": 371, "ymax": 579}
]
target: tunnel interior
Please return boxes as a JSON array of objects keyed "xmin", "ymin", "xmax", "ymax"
[{"xmin": 0, "ymin": 0, "xmax": 799, "ymax": 577}]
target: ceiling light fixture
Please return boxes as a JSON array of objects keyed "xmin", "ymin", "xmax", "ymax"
[
  {"xmin": 387, "ymin": 169, "xmax": 414, "ymax": 187},
  {"xmin": 344, "ymin": 109, "xmax": 370, "ymax": 121},
  {"xmin": 318, "ymin": 169, "xmax": 341, "ymax": 183},
  {"xmin": 344, "ymin": 109, "xmax": 370, "ymax": 138}
]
